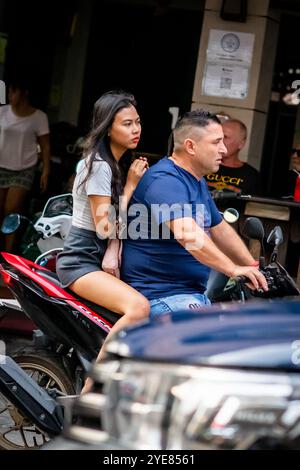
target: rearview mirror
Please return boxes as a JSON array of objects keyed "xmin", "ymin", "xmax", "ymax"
[
  {"xmin": 223, "ymin": 208, "xmax": 239, "ymax": 224},
  {"xmin": 267, "ymin": 226, "xmax": 283, "ymax": 247},
  {"xmin": 241, "ymin": 217, "xmax": 265, "ymax": 241},
  {"xmin": 1, "ymin": 214, "xmax": 21, "ymax": 234}
]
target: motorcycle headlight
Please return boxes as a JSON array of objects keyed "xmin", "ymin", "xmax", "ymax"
[{"xmin": 88, "ymin": 354, "xmax": 300, "ymax": 450}]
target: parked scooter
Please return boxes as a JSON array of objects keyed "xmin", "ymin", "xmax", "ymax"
[{"xmin": 1, "ymin": 193, "xmax": 73, "ymax": 262}]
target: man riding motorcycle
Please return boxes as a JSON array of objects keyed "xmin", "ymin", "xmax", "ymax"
[{"xmin": 121, "ymin": 109, "xmax": 268, "ymax": 318}]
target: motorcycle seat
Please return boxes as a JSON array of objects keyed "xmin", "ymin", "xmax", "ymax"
[
  {"xmin": 34, "ymin": 269, "xmax": 120, "ymax": 324},
  {"xmin": 35, "ymin": 269, "xmax": 120, "ymax": 324},
  {"xmin": 34, "ymin": 269, "xmax": 63, "ymax": 288}
]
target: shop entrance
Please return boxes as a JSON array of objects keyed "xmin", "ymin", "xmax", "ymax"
[
  {"xmin": 78, "ymin": 1, "xmax": 203, "ymax": 156},
  {"xmin": 261, "ymin": 11, "xmax": 300, "ymax": 198}
]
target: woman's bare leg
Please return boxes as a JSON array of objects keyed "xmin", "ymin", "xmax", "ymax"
[{"xmin": 69, "ymin": 270, "xmax": 150, "ymax": 394}]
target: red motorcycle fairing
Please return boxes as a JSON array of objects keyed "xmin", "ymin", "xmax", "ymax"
[
  {"xmin": 0, "ymin": 252, "xmax": 120, "ymax": 362},
  {"xmin": 1, "ymin": 252, "xmax": 76, "ymax": 299}
]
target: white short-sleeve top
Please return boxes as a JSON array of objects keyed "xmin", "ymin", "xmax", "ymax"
[
  {"xmin": 72, "ymin": 156, "xmax": 112, "ymax": 232},
  {"xmin": 0, "ymin": 105, "xmax": 49, "ymax": 171}
]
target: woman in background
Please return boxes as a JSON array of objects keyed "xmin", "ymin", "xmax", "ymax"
[{"xmin": 0, "ymin": 77, "xmax": 50, "ymax": 251}]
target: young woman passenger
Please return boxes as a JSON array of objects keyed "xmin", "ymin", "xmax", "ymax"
[{"xmin": 56, "ymin": 91, "xmax": 150, "ymax": 392}]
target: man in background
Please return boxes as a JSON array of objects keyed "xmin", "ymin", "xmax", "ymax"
[
  {"xmin": 282, "ymin": 144, "xmax": 300, "ymax": 279},
  {"xmin": 205, "ymin": 119, "xmax": 261, "ymax": 196},
  {"xmin": 282, "ymin": 144, "xmax": 300, "ymax": 197}
]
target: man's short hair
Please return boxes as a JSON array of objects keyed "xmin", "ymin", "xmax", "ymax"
[
  {"xmin": 175, "ymin": 109, "xmax": 221, "ymax": 133},
  {"xmin": 172, "ymin": 109, "xmax": 221, "ymax": 152},
  {"xmin": 223, "ymin": 118, "xmax": 247, "ymax": 140}
]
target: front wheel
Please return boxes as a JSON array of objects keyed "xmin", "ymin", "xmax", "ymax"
[{"xmin": 0, "ymin": 353, "xmax": 74, "ymax": 450}]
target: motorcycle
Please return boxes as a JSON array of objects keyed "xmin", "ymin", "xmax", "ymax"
[
  {"xmin": 0, "ymin": 204, "xmax": 239, "ymax": 382},
  {"xmin": 0, "ymin": 190, "xmax": 242, "ymax": 352},
  {"xmin": 0, "ymin": 247, "xmax": 121, "ymax": 448},
  {"xmin": 0, "ymin": 204, "xmax": 298, "ymax": 448}
]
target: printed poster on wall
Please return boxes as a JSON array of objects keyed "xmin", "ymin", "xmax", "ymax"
[{"xmin": 202, "ymin": 29, "xmax": 255, "ymax": 99}]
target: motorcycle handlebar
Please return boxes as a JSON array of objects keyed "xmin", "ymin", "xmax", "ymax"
[
  {"xmin": 235, "ymin": 275, "xmax": 249, "ymax": 284},
  {"xmin": 235, "ymin": 267, "xmax": 279, "ymax": 292},
  {"xmin": 235, "ymin": 270, "xmax": 273, "ymax": 289},
  {"xmin": 211, "ymin": 191, "xmax": 252, "ymax": 200}
]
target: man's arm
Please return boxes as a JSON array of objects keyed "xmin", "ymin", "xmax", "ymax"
[
  {"xmin": 210, "ymin": 219, "xmax": 255, "ymax": 265},
  {"xmin": 166, "ymin": 217, "xmax": 267, "ymax": 291}
]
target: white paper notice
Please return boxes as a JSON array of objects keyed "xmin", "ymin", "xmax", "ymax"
[
  {"xmin": 202, "ymin": 30, "xmax": 255, "ymax": 99},
  {"xmin": 203, "ymin": 63, "xmax": 249, "ymax": 99}
]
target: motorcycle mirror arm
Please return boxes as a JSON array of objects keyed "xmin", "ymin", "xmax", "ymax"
[
  {"xmin": 19, "ymin": 215, "xmax": 34, "ymax": 225},
  {"xmin": 211, "ymin": 191, "xmax": 252, "ymax": 201},
  {"xmin": 259, "ymin": 256, "xmax": 266, "ymax": 269},
  {"xmin": 270, "ymin": 246, "xmax": 279, "ymax": 263}
]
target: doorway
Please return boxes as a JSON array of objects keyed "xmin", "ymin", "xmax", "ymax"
[{"xmin": 79, "ymin": 0, "xmax": 203, "ymax": 156}]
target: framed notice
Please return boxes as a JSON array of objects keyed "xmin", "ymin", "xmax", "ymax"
[{"xmin": 202, "ymin": 29, "xmax": 255, "ymax": 99}]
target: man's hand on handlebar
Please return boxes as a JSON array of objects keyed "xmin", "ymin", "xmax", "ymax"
[{"xmin": 231, "ymin": 266, "xmax": 269, "ymax": 292}]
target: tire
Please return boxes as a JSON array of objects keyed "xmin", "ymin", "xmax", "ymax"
[
  {"xmin": 15, "ymin": 353, "xmax": 75, "ymax": 394},
  {"xmin": 0, "ymin": 352, "xmax": 75, "ymax": 450}
]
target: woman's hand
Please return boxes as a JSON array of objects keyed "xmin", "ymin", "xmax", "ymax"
[{"xmin": 126, "ymin": 157, "xmax": 148, "ymax": 191}]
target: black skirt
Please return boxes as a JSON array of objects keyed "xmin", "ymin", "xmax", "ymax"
[{"xmin": 56, "ymin": 226, "xmax": 107, "ymax": 288}]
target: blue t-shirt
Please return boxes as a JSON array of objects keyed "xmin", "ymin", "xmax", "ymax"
[{"xmin": 121, "ymin": 157, "xmax": 222, "ymax": 299}]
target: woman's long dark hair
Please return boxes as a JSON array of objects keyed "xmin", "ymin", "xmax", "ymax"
[{"xmin": 80, "ymin": 90, "xmax": 137, "ymax": 211}]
